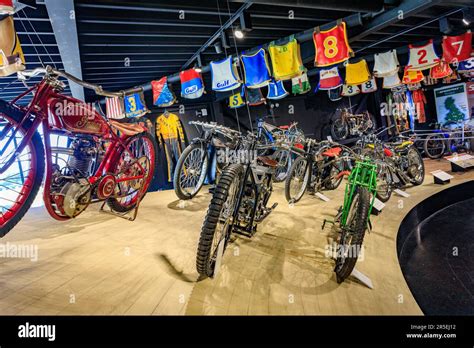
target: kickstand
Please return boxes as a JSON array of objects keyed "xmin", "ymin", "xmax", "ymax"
[
  {"xmin": 100, "ymin": 191, "xmax": 144, "ymax": 221},
  {"xmin": 322, "ymin": 219, "xmax": 335, "ymax": 230}
]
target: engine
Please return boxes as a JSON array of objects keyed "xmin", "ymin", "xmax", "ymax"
[{"xmin": 50, "ymin": 136, "xmax": 99, "ymax": 218}]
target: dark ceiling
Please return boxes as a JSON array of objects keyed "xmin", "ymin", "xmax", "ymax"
[{"xmin": 1, "ymin": 0, "xmax": 473, "ymax": 105}]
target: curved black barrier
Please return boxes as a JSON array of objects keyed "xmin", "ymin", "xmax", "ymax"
[{"xmin": 397, "ymin": 180, "xmax": 474, "ymax": 315}]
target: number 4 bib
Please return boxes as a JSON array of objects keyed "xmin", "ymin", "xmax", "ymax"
[
  {"xmin": 406, "ymin": 39, "xmax": 440, "ymax": 71},
  {"xmin": 313, "ymin": 20, "xmax": 353, "ymax": 67}
]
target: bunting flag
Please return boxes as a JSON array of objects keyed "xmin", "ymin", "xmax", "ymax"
[
  {"xmin": 152, "ymin": 77, "xmax": 176, "ymax": 107},
  {"xmin": 105, "ymin": 96, "xmax": 125, "ymax": 120},
  {"xmin": 124, "ymin": 92, "xmax": 149, "ymax": 118}
]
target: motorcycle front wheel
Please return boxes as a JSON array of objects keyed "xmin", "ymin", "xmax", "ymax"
[
  {"xmin": 173, "ymin": 142, "xmax": 209, "ymax": 200},
  {"xmin": 284, "ymin": 156, "xmax": 310, "ymax": 203},
  {"xmin": 0, "ymin": 100, "xmax": 45, "ymax": 238},
  {"xmin": 196, "ymin": 163, "xmax": 243, "ymax": 278},
  {"xmin": 331, "ymin": 119, "xmax": 349, "ymax": 141}
]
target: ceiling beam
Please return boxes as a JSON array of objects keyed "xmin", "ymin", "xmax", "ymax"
[
  {"xmin": 44, "ymin": 0, "xmax": 84, "ymax": 100},
  {"xmin": 349, "ymin": 0, "xmax": 444, "ymax": 43},
  {"xmin": 180, "ymin": 1, "xmax": 253, "ymax": 70}
]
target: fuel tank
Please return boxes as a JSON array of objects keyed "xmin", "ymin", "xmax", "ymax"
[{"xmin": 47, "ymin": 95, "xmax": 108, "ymax": 135}]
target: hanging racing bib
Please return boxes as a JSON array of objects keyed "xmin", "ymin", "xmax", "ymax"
[
  {"xmin": 268, "ymin": 36, "xmax": 306, "ymax": 81},
  {"xmin": 180, "ymin": 68, "xmax": 204, "ymax": 99},
  {"xmin": 316, "ymin": 66, "xmax": 343, "ymax": 91},
  {"xmin": 383, "ymin": 72, "xmax": 402, "ymax": 89},
  {"xmin": 361, "ymin": 77, "xmax": 378, "ymax": 93},
  {"xmin": 246, "ymin": 87, "xmax": 266, "ymax": 106},
  {"xmin": 291, "ymin": 71, "xmax": 311, "ymax": 95},
  {"xmin": 241, "ymin": 48, "xmax": 272, "ymax": 88},
  {"xmin": 345, "ymin": 59, "xmax": 371, "ymax": 85},
  {"xmin": 341, "ymin": 84, "xmax": 360, "ymax": 97},
  {"xmin": 442, "ymin": 31, "xmax": 472, "ymax": 64},
  {"xmin": 313, "ymin": 21, "xmax": 353, "ymax": 67},
  {"xmin": 267, "ymin": 80, "xmax": 288, "ymax": 100},
  {"xmin": 210, "ymin": 56, "xmax": 241, "ymax": 92},
  {"xmin": 430, "ymin": 60, "xmax": 453, "ymax": 79},
  {"xmin": 124, "ymin": 92, "xmax": 148, "ymax": 118},
  {"xmin": 228, "ymin": 87, "xmax": 245, "ymax": 109},
  {"xmin": 0, "ymin": 15, "xmax": 25, "ymax": 77},
  {"xmin": 152, "ymin": 77, "xmax": 176, "ymax": 107},
  {"xmin": 406, "ymin": 39, "xmax": 440, "ymax": 71},
  {"xmin": 373, "ymin": 50, "xmax": 399, "ymax": 77},
  {"xmin": 402, "ymin": 67, "xmax": 424, "ymax": 84}
]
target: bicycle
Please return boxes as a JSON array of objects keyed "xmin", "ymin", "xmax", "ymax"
[
  {"xmin": 0, "ymin": 66, "xmax": 156, "ymax": 237},
  {"xmin": 173, "ymin": 121, "xmax": 241, "ymax": 200},
  {"xmin": 196, "ymin": 133, "xmax": 279, "ymax": 278}
]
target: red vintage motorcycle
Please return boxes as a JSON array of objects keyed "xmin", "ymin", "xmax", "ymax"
[{"xmin": 0, "ymin": 65, "xmax": 156, "ymax": 237}]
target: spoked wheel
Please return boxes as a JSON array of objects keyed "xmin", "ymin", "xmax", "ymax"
[
  {"xmin": 406, "ymin": 147, "xmax": 425, "ymax": 185},
  {"xmin": 335, "ymin": 187, "xmax": 369, "ymax": 283},
  {"xmin": 272, "ymin": 149, "xmax": 292, "ymax": 183},
  {"xmin": 331, "ymin": 119, "xmax": 348, "ymax": 141},
  {"xmin": 284, "ymin": 156, "xmax": 310, "ymax": 203},
  {"xmin": 107, "ymin": 132, "xmax": 156, "ymax": 213},
  {"xmin": 423, "ymin": 134, "xmax": 446, "ymax": 159},
  {"xmin": 324, "ymin": 161, "xmax": 344, "ymax": 190},
  {"xmin": 173, "ymin": 143, "xmax": 208, "ymax": 200},
  {"xmin": 0, "ymin": 103, "xmax": 44, "ymax": 238},
  {"xmin": 375, "ymin": 164, "xmax": 392, "ymax": 203},
  {"xmin": 196, "ymin": 164, "xmax": 243, "ymax": 278}
]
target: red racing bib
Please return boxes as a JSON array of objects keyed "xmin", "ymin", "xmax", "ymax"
[
  {"xmin": 313, "ymin": 21, "xmax": 353, "ymax": 67},
  {"xmin": 442, "ymin": 31, "xmax": 472, "ymax": 64}
]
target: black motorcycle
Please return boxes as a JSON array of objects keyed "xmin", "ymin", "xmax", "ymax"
[
  {"xmin": 196, "ymin": 134, "xmax": 279, "ymax": 278},
  {"xmin": 173, "ymin": 121, "xmax": 241, "ymax": 200},
  {"xmin": 284, "ymin": 139, "xmax": 347, "ymax": 204}
]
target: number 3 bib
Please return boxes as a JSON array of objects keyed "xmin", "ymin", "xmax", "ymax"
[
  {"xmin": 406, "ymin": 39, "xmax": 440, "ymax": 71},
  {"xmin": 313, "ymin": 21, "xmax": 353, "ymax": 67}
]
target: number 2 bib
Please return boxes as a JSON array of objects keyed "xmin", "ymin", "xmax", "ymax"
[{"xmin": 406, "ymin": 39, "xmax": 440, "ymax": 71}]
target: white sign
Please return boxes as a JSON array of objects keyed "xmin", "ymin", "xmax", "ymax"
[
  {"xmin": 430, "ymin": 170, "xmax": 454, "ymax": 181},
  {"xmin": 434, "ymin": 83, "xmax": 469, "ymax": 124}
]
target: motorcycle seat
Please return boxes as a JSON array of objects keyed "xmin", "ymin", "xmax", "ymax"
[
  {"xmin": 278, "ymin": 125, "xmax": 290, "ymax": 130},
  {"xmin": 257, "ymin": 156, "xmax": 279, "ymax": 168},
  {"xmin": 322, "ymin": 147, "xmax": 342, "ymax": 157},
  {"xmin": 109, "ymin": 120, "xmax": 146, "ymax": 136}
]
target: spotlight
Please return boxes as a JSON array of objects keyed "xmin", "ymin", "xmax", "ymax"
[
  {"xmin": 462, "ymin": 8, "xmax": 474, "ymax": 26},
  {"xmin": 234, "ymin": 28, "xmax": 244, "ymax": 39},
  {"xmin": 214, "ymin": 41, "xmax": 223, "ymax": 54}
]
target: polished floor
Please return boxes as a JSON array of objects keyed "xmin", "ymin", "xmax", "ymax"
[{"xmin": 0, "ymin": 159, "xmax": 472, "ymax": 315}]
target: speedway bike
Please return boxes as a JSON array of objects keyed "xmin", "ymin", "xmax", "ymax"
[
  {"xmin": 0, "ymin": 65, "xmax": 156, "ymax": 237},
  {"xmin": 284, "ymin": 138, "xmax": 348, "ymax": 204},
  {"xmin": 423, "ymin": 121, "xmax": 473, "ymax": 159},
  {"xmin": 255, "ymin": 116, "xmax": 305, "ymax": 183},
  {"xmin": 322, "ymin": 157, "xmax": 378, "ymax": 283},
  {"xmin": 196, "ymin": 133, "xmax": 279, "ymax": 278},
  {"xmin": 330, "ymin": 107, "xmax": 376, "ymax": 141},
  {"xmin": 173, "ymin": 121, "xmax": 241, "ymax": 200},
  {"xmin": 355, "ymin": 129, "xmax": 425, "ymax": 202}
]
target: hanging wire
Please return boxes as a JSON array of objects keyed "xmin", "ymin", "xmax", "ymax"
[
  {"xmin": 20, "ymin": 8, "xmax": 57, "ymax": 69},
  {"xmin": 226, "ymin": 0, "xmax": 254, "ymax": 133},
  {"xmin": 16, "ymin": 10, "xmax": 46, "ymax": 68},
  {"xmin": 216, "ymin": 0, "xmax": 241, "ymax": 133}
]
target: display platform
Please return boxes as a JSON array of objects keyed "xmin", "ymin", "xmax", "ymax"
[
  {"xmin": 0, "ymin": 160, "xmax": 472, "ymax": 315},
  {"xmin": 398, "ymin": 180, "xmax": 474, "ymax": 315}
]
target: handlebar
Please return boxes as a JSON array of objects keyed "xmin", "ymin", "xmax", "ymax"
[
  {"xmin": 189, "ymin": 121, "xmax": 241, "ymax": 137},
  {"xmin": 17, "ymin": 65, "xmax": 143, "ymax": 98}
]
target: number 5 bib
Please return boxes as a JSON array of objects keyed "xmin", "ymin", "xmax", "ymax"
[
  {"xmin": 406, "ymin": 39, "xmax": 440, "ymax": 71},
  {"xmin": 313, "ymin": 20, "xmax": 353, "ymax": 67}
]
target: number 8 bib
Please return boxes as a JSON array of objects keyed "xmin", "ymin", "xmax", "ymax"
[{"xmin": 313, "ymin": 20, "xmax": 353, "ymax": 67}]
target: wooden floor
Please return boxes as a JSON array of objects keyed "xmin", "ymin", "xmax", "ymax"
[{"xmin": 0, "ymin": 159, "xmax": 472, "ymax": 315}]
